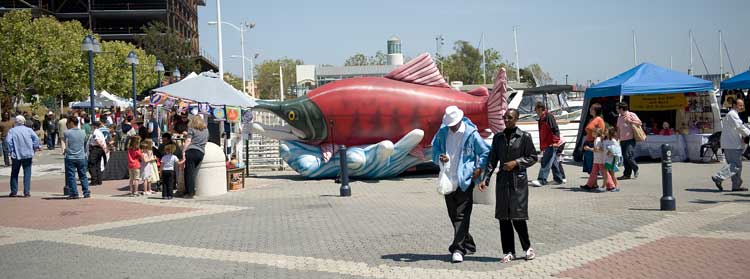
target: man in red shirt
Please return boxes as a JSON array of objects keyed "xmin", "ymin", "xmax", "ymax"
[{"xmin": 531, "ymin": 102, "xmax": 565, "ymax": 186}]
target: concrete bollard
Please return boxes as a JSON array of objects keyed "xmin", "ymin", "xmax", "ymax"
[
  {"xmin": 660, "ymin": 144, "xmax": 676, "ymax": 211},
  {"xmin": 339, "ymin": 145, "xmax": 351, "ymax": 197}
]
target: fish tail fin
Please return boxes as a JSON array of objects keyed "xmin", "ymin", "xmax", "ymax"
[{"xmin": 487, "ymin": 67, "xmax": 508, "ymax": 133}]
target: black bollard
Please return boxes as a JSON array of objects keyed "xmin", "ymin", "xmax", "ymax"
[
  {"xmin": 660, "ymin": 144, "xmax": 676, "ymax": 211},
  {"xmin": 339, "ymin": 145, "xmax": 351, "ymax": 197}
]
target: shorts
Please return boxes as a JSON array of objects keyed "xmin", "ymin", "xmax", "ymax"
[
  {"xmin": 129, "ymin": 168, "xmax": 140, "ymax": 180},
  {"xmin": 604, "ymin": 158, "xmax": 619, "ymax": 172}
]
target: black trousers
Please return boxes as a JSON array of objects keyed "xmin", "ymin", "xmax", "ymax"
[
  {"xmin": 621, "ymin": 139, "xmax": 639, "ymax": 177},
  {"xmin": 499, "ymin": 219, "xmax": 531, "ymax": 255},
  {"xmin": 444, "ymin": 184, "xmax": 476, "ymax": 255},
  {"xmin": 161, "ymin": 170, "xmax": 175, "ymax": 198},
  {"xmin": 184, "ymin": 149, "xmax": 204, "ymax": 196},
  {"xmin": 88, "ymin": 146, "xmax": 105, "ymax": 184}
]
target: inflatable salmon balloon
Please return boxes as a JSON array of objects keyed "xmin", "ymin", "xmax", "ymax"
[{"xmin": 253, "ymin": 53, "xmax": 508, "ymax": 179}]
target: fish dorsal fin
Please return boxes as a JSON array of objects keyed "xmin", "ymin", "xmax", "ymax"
[
  {"xmin": 385, "ymin": 53, "xmax": 450, "ymax": 88},
  {"xmin": 466, "ymin": 87, "xmax": 488, "ymax": 97}
]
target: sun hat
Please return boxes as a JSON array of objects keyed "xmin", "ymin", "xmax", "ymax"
[{"xmin": 442, "ymin": 106, "xmax": 464, "ymax": 127}]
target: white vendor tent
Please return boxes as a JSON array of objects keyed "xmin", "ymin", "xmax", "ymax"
[
  {"xmin": 69, "ymin": 90, "xmax": 132, "ymax": 108},
  {"xmin": 151, "ymin": 71, "xmax": 255, "ymax": 107}
]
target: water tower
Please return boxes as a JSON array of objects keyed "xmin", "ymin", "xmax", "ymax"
[{"xmin": 387, "ymin": 36, "xmax": 404, "ymax": 66}]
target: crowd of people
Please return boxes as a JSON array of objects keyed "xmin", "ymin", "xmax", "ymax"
[{"xmin": 2, "ymin": 106, "xmax": 208, "ymax": 200}]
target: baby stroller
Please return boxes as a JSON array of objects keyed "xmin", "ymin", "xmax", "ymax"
[{"xmin": 700, "ymin": 131, "xmax": 722, "ymax": 161}]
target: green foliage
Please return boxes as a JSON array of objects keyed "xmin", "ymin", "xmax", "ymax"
[
  {"xmin": 440, "ymin": 40, "xmax": 518, "ymax": 85},
  {"xmin": 344, "ymin": 51, "xmax": 388, "ymax": 66},
  {"xmin": 223, "ymin": 72, "xmax": 244, "ymax": 92},
  {"xmin": 136, "ymin": 21, "xmax": 200, "ymax": 74},
  {"xmin": 344, "ymin": 53, "xmax": 368, "ymax": 66},
  {"xmin": 93, "ymin": 40, "xmax": 158, "ymax": 99},
  {"xmin": 524, "ymin": 63, "xmax": 553, "ymax": 87},
  {"xmin": 0, "ymin": 10, "xmax": 89, "ymax": 112},
  {"xmin": 255, "ymin": 58, "xmax": 304, "ymax": 100}
]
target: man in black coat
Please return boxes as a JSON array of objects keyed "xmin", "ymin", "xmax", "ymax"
[{"xmin": 479, "ymin": 108, "xmax": 538, "ymax": 263}]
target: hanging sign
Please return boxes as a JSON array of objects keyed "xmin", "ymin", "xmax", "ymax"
[
  {"xmin": 242, "ymin": 109, "xmax": 253, "ymax": 140},
  {"xmin": 630, "ymin": 93, "xmax": 688, "ymax": 111},
  {"xmin": 163, "ymin": 97, "xmax": 176, "ymax": 109},
  {"xmin": 212, "ymin": 105, "xmax": 226, "ymax": 121},
  {"xmin": 198, "ymin": 103, "xmax": 211, "ymax": 115},
  {"xmin": 226, "ymin": 106, "xmax": 241, "ymax": 123}
]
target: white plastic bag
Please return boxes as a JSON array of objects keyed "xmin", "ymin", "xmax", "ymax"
[
  {"xmin": 473, "ymin": 169, "xmax": 496, "ymax": 205},
  {"xmin": 437, "ymin": 160, "xmax": 456, "ymax": 195}
]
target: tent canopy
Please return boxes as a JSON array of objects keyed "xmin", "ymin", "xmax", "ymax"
[
  {"xmin": 585, "ymin": 63, "xmax": 714, "ymax": 98},
  {"xmin": 69, "ymin": 90, "xmax": 132, "ymax": 108},
  {"xmin": 152, "ymin": 71, "xmax": 256, "ymax": 107},
  {"xmin": 721, "ymin": 70, "xmax": 750, "ymax": 90}
]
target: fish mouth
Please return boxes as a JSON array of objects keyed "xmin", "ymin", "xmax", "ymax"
[
  {"xmin": 251, "ymin": 96, "xmax": 327, "ymax": 142},
  {"xmin": 252, "ymin": 122, "xmax": 307, "ymax": 141}
]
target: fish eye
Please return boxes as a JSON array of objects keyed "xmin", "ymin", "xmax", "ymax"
[{"xmin": 287, "ymin": 110, "xmax": 297, "ymax": 121}]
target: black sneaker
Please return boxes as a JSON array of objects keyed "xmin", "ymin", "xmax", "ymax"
[
  {"xmin": 712, "ymin": 176, "xmax": 723, "ymax": 191},
  {"xmin": 8, "ymin": 193, "xmax": 17, "ymax": 197},
  {"xmin": 67, "ymin": 195, "xmax": 80, "ymax": 199},
  {"xmin": 83, "ymin": 194, "xmax": 91, "ymax": 199},
  {"xmin": 617, "ymin": 175, "xmax": 631, "ymax": 180},
  {"xmin": 732, "ymin": 187, "xmax": 748, "ymax": 192}
]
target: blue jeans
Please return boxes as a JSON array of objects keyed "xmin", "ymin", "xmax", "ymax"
[
  {"xmin": 538, "ymin": 146, "xmax": 564, "ymax": 184},
  {"xmin": 1, "ymin": 141, "xmax": 9, "ymax": 166},
  {"xmin": 621, "ymin": 139, "xmax": 638, "ymax": 177},
  {"xmin": 10, "ymin": 158, "xmax": 32, "ymax": 195},
  {"xmin": 714, "ymin": 149, "xmax": 743, "ymax": 189},
  {"xmin": 47, "ymin": 132, "xmax": 57, "ymax": 149},
  {"xmin": 65, "ymin": 158, "xmax": 90, "ymax": 196},
  {"xmin": 582, "ymin": 142, "xmax": 594, "ymax": 174}
]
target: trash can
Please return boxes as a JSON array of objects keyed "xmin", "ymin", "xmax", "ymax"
[{"xmin": 195, "ymin": 142, "xmax": 227, "ymax": 197}]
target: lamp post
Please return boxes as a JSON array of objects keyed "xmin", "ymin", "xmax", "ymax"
[
  {"xmin": 154, "ymin": 60, "xmax": 165, "ymax": 87},
  {"xmin": 565, "ymin": 74, "xmax": 568, "ymax": 85},
  {"xmin": 126, "ymin": 51, "xmax": 139, "ymax": 119},
  {"xmin": 230, "ymin": 52, "xmax": 260, "ymax": 96},
  {"xmin": 210, "ymin": 20, "xmax": 255, "ymax": 94},
  {"xmin": 215, "ymin": 0, "xmax": 224, "ymax": 78},
  {"xmin": 172, "ymin": 67, "xmax": 181, "ymax": 82},
  {"xmin": 81, "ymin": 34, "xmax": 101, "ymax": 124}
]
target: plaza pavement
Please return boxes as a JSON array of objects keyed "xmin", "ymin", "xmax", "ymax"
[{"xmin": 0, "ymin": 148, "xmax": 749, "ymax": 278}]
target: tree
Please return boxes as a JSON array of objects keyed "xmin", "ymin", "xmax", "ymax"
[
  {"xmin": 525, "ymin": 64, "xmax": 553, "ymax": 87},
  {"xmin": 223, "ymin": 72, "xmax": 244, "ymax": 92},
  {"xmin": 93, "ymin": 40, "xmax": 158, "ymax": 99},
  {"xmin": 136, "ymin": 21, "xmax": 200, "ymax": 75},
  {"xmin": 368, "ymin": 51, "xmax": 387, "ymax": 65},
  {"xmin": 255, "ymin": 58, "xmax": 304, "ymax": 100},
  {"xmin": 344, "ymin": 53, "xmax": 368, "ymax": 66}
]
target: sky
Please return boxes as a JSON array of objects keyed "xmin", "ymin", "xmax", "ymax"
[{"xmin": 197, "ymin": 0, "xmax": 749, "ymax": 85}]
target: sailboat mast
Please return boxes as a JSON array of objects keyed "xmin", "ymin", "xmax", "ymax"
[
  {"xmin": 719, "ymin": 30, "xmax": 723, "ymax": 80},
  {"xmin": 689, "ymin": 30, "xmax": 693, "ymax": 75},
  {"xmin": 632, "ymin": 30, "xmax": 638, "ymax": 66},
  {"xmin": 481, "ymin": 32, "xmax": 486, "ymax": 84}
]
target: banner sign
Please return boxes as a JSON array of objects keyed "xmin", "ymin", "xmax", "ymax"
[
  {"xmin": 630, "ymin": 93, "xmax": 687, "ymax": 111},
  {"xmin": 226, "ymin": 106, "xmax": 241, "ymax": 123},
  {"xmin": 211, "ymin": 105, "xmax": 226, "ymax": 121}
]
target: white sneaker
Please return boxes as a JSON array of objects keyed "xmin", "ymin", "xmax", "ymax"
[
  {"xmin": 530, "ymin": 180, "xmax": 544, "ymax": 187},
  {"xmin": 562, "ymin": 179, "xmax": 567, "ymax": 184},
  {"xmin": 525, "ymin": 248, "xmax": 536, "ymax": 260},
  {"xmin": 451, "ymin": 252, "xmax": 463, "ymax": 263}
]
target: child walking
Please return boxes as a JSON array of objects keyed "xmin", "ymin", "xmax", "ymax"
[
  {"xmin": 603, "ymin": 127, "xmax": 622, "ymax": 192},
  {"xmin": 140, "ymin": 139, "xmax": 158, "ymax": 195},
  {"xmin": 580, "ymin": 128, "xmax": 615, "ymax": 191},
  {"xmin": 160, "ymin": 144, "xmax": 179, "ymax": 200},
  {"xmin": 127, "ymin": 136, "xmax": 142, "ymax": 197}
]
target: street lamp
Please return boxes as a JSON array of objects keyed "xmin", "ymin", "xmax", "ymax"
[
  {"xmin": 172, "ymin": 67, "xmax": 181, "ymax": 81},
  {"xmin": 154, "ymin": 60, "xmax": 165, "ymax": 87},
  {"xmin": 126, "ymin": 51, "xmax": 139, "ymax": 119},
  {"xmin": 81, "ymin": 34, "xmax": 101, "ymax": 124},
  {"xmin": 209, "ymin": 20, "xmax": 255, "ymax": 94},
  {"xmin": 231, "ymin": 52, "xmax": 259, "ymax": 96}
]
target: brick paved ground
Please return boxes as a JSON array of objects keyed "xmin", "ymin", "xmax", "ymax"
[{"xmin": 0, "ymin": 157, "xmax": 749, "ymax": 278}]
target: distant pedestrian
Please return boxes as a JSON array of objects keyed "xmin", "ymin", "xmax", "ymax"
[
  {"xmin": 582, "ymin": 103, "xmax": 606, "ymax": 174},
  {"xmin": 140, "ymin": 139, "xmax": 158, "ymax": 195},
  {"xmin": 0, "ymin": 112, "xmax": 14, "ymax": 166},
  {"xmin": 160, "ymin": 144, "xmax": 179, "ymax": 200},
  {"xmin": 479, "ymin": 108, "xmax": 538, "ymax": 263},
  {"xmin": 603, "ymin": 127, "xmax": 622, "ymax": 192},
  {"xmin": 57, "ymin": 114, "xmax": 69, "ymax": 154},
  {"xmin": 182, "ymin": 116, "xmax": 209, "ymax": 198},
  {"xmin": 616, "ymin": 102, "xmax": 642, "ymax": 180},
  {"xmin": 43, "ymin": 112, "xmax": 58, "ymax": 150},
  {"xmin": 531, "ymin": 102, "xmax": 565, "ymax": 186},
  {"xmin": 580, "ymin": 127, "xmax": 615, "ymax": 191},
  {"xmin": 63, "ymin": 116, "xmax": 90, "ymax": 199},
  {"xmin": 87, "ymin": 121, "xmax": 107, "ymax": 186},
  {"xmin": 5, "ymin": 115, "xmax": 41, "ymax": 197},
  {"xmin": 431, "ymin": 106, "xmax": 489, "ymax": 263},
  {"xmin": 127, "ymin": 136, "xmax": 143, "ymax": 197},
  {"xmin": 712, "ymin": 99, "xmax": 750, "ymax": 192}
]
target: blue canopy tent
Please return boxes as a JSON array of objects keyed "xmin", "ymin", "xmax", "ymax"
[
  {"xmin": 574, "ymin": 63, "xmax": 717, "ymax": 161},
  {"xmin": 720, "ymin": 70, "xmax": 750, "ymax": 90}
]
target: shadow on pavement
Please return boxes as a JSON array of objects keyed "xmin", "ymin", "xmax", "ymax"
[
  {"xmin": 685, "ymin": 188, "xmax": 722, "ymax": 193},
  {"xmin": 690, "ymin": 199, "xmax": 750, "ymax": 204},
  {"xmin": 628, "ymin": 208, "xmax": 663, "ymax": 211},
  {"xmin": 381, "ymin": 253, "xmax": 499, "ymax": 263}
]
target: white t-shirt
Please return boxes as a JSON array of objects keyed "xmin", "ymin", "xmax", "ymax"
[
  {"xmin": 593, "ymin": 137, "xmax": 605, "ymax": 164},
  {"xmin": 161, "ymin": 154, "xmax": 178, "ymax": 171},
  {"xmin": 445, "ymin": 122, "xmax": 465, "ymax": 183}
]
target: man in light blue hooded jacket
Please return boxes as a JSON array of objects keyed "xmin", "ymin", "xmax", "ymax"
[{"xmin": 431, "ymin": 105, "xmax": 489, "ymax": 263}]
